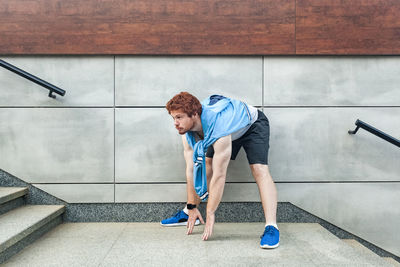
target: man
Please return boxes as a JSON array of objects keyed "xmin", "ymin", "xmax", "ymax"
[{"xmin": 161, "ymin": 92, "xmax": 279, "ymax": 249}]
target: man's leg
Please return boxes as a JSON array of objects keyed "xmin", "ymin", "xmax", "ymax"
[
  {"xmin": 250, "ymin": 164, "xmax": 277, "ymax": 225},
  {"xmin": 250, "ymin": 163, "xmax": 279, "ymax": 248}
]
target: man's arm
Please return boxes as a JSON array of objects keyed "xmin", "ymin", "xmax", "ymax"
[
  {"xmin": 182, "ymin": 135, "xmax": 200, "ymax": 205},
  {"xmin": 182, "ymin": 135, "xmax": 205, "ymax": 233},
  {"xmin": 202, "ymin": 135, "xmax": 232, "ymax": 240}
]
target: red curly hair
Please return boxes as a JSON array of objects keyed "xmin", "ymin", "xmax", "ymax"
[{"xmin": 166, "ymin": 92, "xmax": 202, "ymax": 117}]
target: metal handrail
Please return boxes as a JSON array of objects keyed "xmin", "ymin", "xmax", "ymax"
[
  {"xmin": 348, "ymin": 119, "xmax": 400, "ymax": 148},
  {"xmin": 0, "ymin": 59, "xmax": 66, "ymax": 99}
]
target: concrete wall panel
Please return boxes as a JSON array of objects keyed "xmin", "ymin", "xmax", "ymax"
[
  {"xmin": 0, "ymin": 57, "xmax": 114, "ymax": 107},
  {"xmin": 115, "ymin": 183, "xmax": 261, "ymax": 203},
  {"xmin": 0, "ymin": 108, "xmax": 114, "ymax": 183},
  {"xmin": 115, "ymin": 56, "xmax": 262, "ymax": 106},
  {"xmin": 34, "ymin": 184, "xmax": 114, "ymax": 203},
  {"xmin": 116, "ymin": 107, "xmax": 399, "ymax": 183},
  {"xmin": 115, "ymin": 108, "xmax": 185, "ymax": 183},
  {"xmin": 264, "ymin": 57, "xmax": 400, "ymax": 106},
  {"xmin": 266, "ymin": 107, "xmax": 400, "ymax": 181},
  {"xmin": 114, "ymin": 182, "xmax": 357, "ymax": 203}
]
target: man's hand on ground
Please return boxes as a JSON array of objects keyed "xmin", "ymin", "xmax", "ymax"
[
  {"xmin": 202, "ymin": 212, "xmax": 215, "ymax": 241},
  {"xmin": 186, "ymin": 208, "xmax": 204, "ymax": 235}
]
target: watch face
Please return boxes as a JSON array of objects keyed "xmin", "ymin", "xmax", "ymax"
[{"xmin": 187, "ymin": 204, "xmax": 196, "ymax": 210}]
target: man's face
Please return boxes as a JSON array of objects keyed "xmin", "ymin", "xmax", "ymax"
[{"xmin": 170, "ymin": 110, "xmax": 195, "ymax": 135}]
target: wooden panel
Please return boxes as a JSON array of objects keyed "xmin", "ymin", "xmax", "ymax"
[
  {"xmin": 296, "ymin": 0, "xmax": 400, "ymax": 55},
  {"xmin": 0, "ymin": 0, "xmax": 295, "ymax": 55}
]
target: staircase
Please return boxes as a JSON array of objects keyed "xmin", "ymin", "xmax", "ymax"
[
  {"xmin": 343, "ymin": 239, "xmax": 400, "ymax": 266},
  {"xmin": 0, "ymin": 186, "xmax": 65, "ymax": 264}
]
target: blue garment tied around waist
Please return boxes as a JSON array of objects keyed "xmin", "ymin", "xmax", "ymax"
[{"xmin": 186, "ymin": 95, "xmax": 251, "ymax": 201}]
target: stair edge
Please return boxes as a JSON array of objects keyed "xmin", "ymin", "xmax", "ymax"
[{"xmin": 0, "ymin": 205, "xmax": 65, "ymax": 253}]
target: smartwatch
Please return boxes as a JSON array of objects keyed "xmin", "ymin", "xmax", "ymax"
[{"xmin": 186, "ymin": 204, "xmax": 197, "ymax": 210}]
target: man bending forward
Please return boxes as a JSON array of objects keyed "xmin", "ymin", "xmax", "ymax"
[{"xmin": 162, "ymin": 92, "xmax": 279, "ymax": 249}]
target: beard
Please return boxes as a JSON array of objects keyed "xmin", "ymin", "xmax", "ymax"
[
  {"xmin": 178, "ymin": 128, "xmax": 187, "ymax": 135},
  {"xmin": 177, "ymin": 121, "xmax": 194, "ymax": 135}
]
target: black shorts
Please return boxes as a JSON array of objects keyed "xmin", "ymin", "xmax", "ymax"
[{"xmin": 206, "ymin": 110, "xmax": 270, "ymax": 165}]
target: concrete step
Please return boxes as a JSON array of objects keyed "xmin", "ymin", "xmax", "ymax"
[
  {"xmin": 2, "ymin": 223, "xmax": 397, "ymax": 266},
  {"xmin": 0, "ymin": 187, "xmax": 27, "ymax": 205},
  {"xmin": 343, "ymin": 239, "xmax": 387, "ymax": 261},
  {"xmin": 281, "ymin": 223, "xmax": 394, "ymax": 267},
  {"xmin": 0, "ymin": 187, "xmax": 28, "ymax": 216},
  {"xmin": 384, "ymin": 257, "xmax": 400, "ymax": 266},
  {"xmin": 0, "ymin": 204, "xmax": 65, "ymax": 264},
  {"xmin": 343, "ymin": 239, "xmax": 400, "ymax": 266}
]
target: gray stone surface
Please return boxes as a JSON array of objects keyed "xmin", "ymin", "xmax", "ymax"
[
  {"xmin": 343, "ymin": 239, "xmax": 384, "ymax": 261},
  {"xmin": 34, "ymin": 184, "xmax": 114, "ymax": 203},
  {"xmin": 0, "ymin": 198, "xmax": 25, "ymax": 217},
  {"xmin": 264, "ymin": 56, "xmax": 400, "ymax": 106},
  {"xmin": 0, "ymin": 170, "xmax": 29, "ymax": 187},
  {"xmin": 115, "ymin": 183, "xmax": 262, "ymax": 203},
  {"xmin": 64, "ymin": 203, "xmax": 190, "ymax": 222},
  {"xmin": 281, "ymin": 182, "xmax": 400, "ymax": 257},
  {"xmin": 115, "ymin": 108, "xmax": 186, "ymax": 182},
  {"xmin": 115, "ymin": 56, "xmax": 262, "ymax": 106},
  {"xmin": 4, "ymin": 222, "xmax": 127, "ymax": 266},
  {"xmin": 0, "ymin": 169, "xmax": 66, "ymax": 206},
  {"xmin": 0, "ymin": 187, "xmax": 27, "ymax": 205},
  {"xmin": 61, "ymin": 201, "xmax": 334, "ymax": 225},
  {"xmin": 318, "ymin": 220, "xmax": 399, "ymax": 261},
  {"xmin": 60, "ymin": 202, "xmax": 318, "ymax": 224},
  {"xmin": 0, "ymin": 205, "xmax": 65, "ymax": 253},
  {"xmin": 384, "ymin": 257, "xmax": 400, "ymax": 266},
  {"xmin": 0, "ymin": 56, "xmax": 114, "ymax": 107},
  {"xmin": 3, "ymin": 221, "xmax": 121, "ymax": 267},
  {"xmin": 0, "ymin": 216, "xmax": 62, "ymax": 264},
  {"xmin": 3, "ymin": 223, "xmax": 395, "ymax": 266},
  {"xmin": 60, "ymin": 198, "xmax": 400, "ymax": 263},
  {"xmin": 1, "ymin": 169, "xmax": 398, "ymax": 260},
  {"xmin": 0, "ymin": 108, "xmax": 114, "ymax": 183}
]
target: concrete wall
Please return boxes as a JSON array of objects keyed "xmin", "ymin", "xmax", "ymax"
[{"xmin": 0, "ymin": 56, "xmax": 399, "ymax": 256}]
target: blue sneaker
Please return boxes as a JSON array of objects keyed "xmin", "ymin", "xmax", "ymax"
[
  {"xmin": 160, "ymin": 210, "xmax": 200, "ymax": 227},
  {"xmin": 260, "ymin": 225, "xmax": 280, "ymax": 248}
]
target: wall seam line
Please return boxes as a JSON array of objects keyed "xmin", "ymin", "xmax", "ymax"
[
  {"xmin": 30, "ymin": 181, "xmax": 400, "ymax": 185},
  {"xmin": 1, "ymin": 106, "xmax": 399, "ymax": 109}
]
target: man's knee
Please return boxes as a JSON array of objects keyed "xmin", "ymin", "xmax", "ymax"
[{"xmin": 250, "ymin": 163, "xmax": 270, "ymax": 178}]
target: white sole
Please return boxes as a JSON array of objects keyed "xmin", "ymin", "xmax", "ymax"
[
  {"xmin": 260, "ymin": 243, "xmax": 279, "ymax": 249},
  {"xmin": 160, "ymin": 220, "xmax": 200, "ymax": 227}
]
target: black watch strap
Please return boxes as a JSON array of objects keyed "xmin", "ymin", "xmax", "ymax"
[{"xmin": 187, "ymin": 204, "xmax": 197, "ymax": 210}]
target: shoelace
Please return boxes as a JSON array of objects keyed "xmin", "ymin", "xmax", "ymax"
[{"xmin": 260, "ymin": 226, "xmax": 275, "ymax": 239}]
